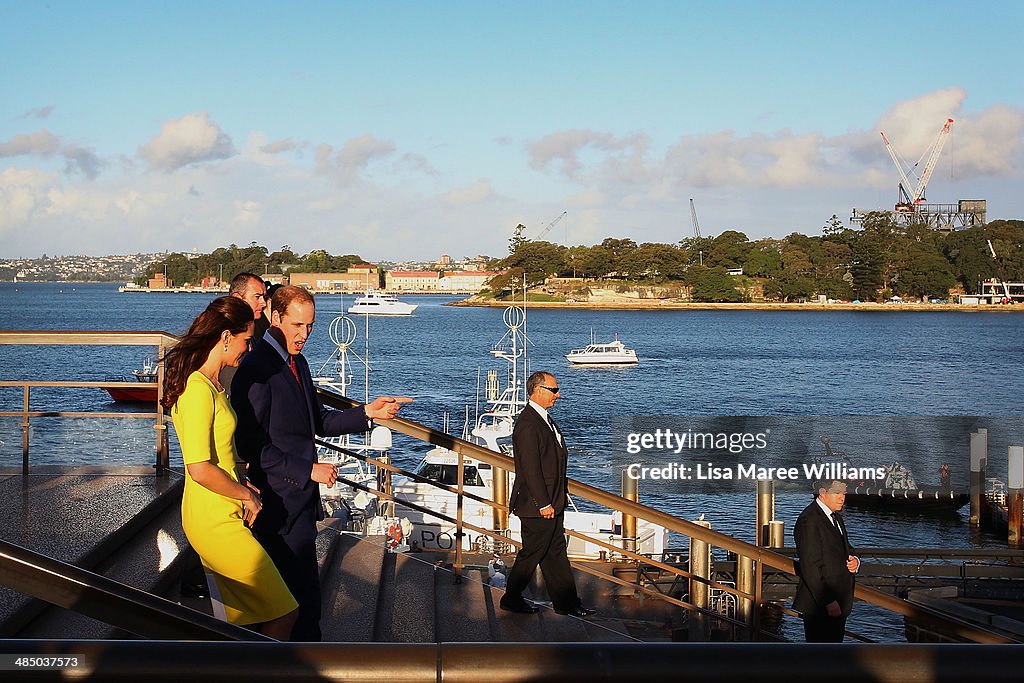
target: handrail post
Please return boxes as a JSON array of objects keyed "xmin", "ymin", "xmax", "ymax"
[
  {"xmin": 689, "ymin": 516, "xmax": 712, "ymax": 641},
  {"xmin": 21, "ymin": 384, "xmax": 30, "ymax": 476},
  {"xmin": 379, "ymin": 454, "xmax": 394, "ymax": 517},
  {"xmin": 454, "ymin": 447, "xmax": 465, "ymax": 582},
  {"xmin": 621, "ymin": 469, "xmax": 638, "ymax": 554},
  {"xmin": 492, "ymin": 463, "xmax": 509, "ymax": 553},
  {"xmin": 736, "ymin": 554, "xmax": 755, "ymax": 640},
  {"xmin": 155, "ymin": 342, "xmax": 169, "ymax": 473}
]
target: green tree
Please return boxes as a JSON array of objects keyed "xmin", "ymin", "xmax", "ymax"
[
  {"xmin": 686, "ymin": 266, "xmax": 746, "ymax": 302},
  {"xmin": 895, "ymin": 244, "xmax": 956, "ymax": 299},
  {"xmin": 706, "ymin": 230, "xmax": 751, "ymax": 269},
  {"xmin": 489, "ymin": 240, "xmax": 567, "ymax": 295}
]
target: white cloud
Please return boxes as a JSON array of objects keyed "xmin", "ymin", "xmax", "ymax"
[
  {"xmin": 0, "ymin": 130, "xmax": 61, "ymax": 156},
  {"xmin": 0, "ymin": 129, "xmax": 101, "ymax": 179},
  {"xmin": 315, "ymin": 135, "xmax": 397, "ymax": 186},
  {"xmin": 137, "ymin": 112, "xmax": 236, "ymax": 172},
  {"xmin": 394, "ymin": 152, "xmax": 439, "ymax": 177},
  {"xmin": 232, "ymin": 199, "xmax": 262, "ymax": 227},
  {"xmin": 526, "ymin": 130, "xmax": 650, "ymax": 179},
  {"xmin": 18, "ymin": 105, "xmax": 55, "ymax": 120},
  {"xmin": 260, "ymin": 137, "xmax": 305, "ymax": 155},
  {"xmin": 3, "ymin": 88, "xmax": 1021, "ymax": 260},
  {"xmin": 444, "ymin": 180, "xmax": 494, "ymax": 206},
  {"xmin": 950, "ymin": 104, "xmax": 1024, "ymax": 176},
  {"xmin": 0, "ymin": 167, "xmax": 58, "ymax": 232},
  {"xmin": 526, "ymin": 90, "xmax": 1024, "ymax": 201}
]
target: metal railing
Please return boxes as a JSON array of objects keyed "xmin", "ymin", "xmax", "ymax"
[
  {"xmin": 317, "ymin": 390, "xmax": 1021, "ymax": 644},
  {"xmin": 0, "ymin": 331, "xmax": 178, "ymax": 474},
  {"xmin": 0, "ymin": 330, "xmax": 1019, "ymax": 644},
  {"xmin": 0, "ymin": 538, "xmax": 267, "ymax": 641}
]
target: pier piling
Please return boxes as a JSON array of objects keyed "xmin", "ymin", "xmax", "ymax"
[
  {"xmin": 755, "ymin": 480, "xmax": 774, "ymax": 546},
  {"xmin": 970, "ymin": 429, "xmax": 988, "ymax": 527},
  {"xmin": 1009, "ymin": 446, "xmax": 1023, "ymax": 546},
  {"xmin": 767, "ymin": 520, "xmax": 785, "ymax": 548}
]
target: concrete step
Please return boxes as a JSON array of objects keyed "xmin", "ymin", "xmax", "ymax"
[
  {"xmin": 484, "ymin": 580, "xmax": 545, "ymax": 642},
  {"xmin": 16, "ymin": 499, "xmax": 195, "ymax": 639},
  {"xmin": 1, "ymin": 471, "xmax": 186, "ymax": 638},
  {"xmin": 320, "ymin": 534, "xmax": 387, "ymax": 642},
  {"xmin": 373, "ymin": 552, "xmax": 436, "ymax": 642},
  {"xmin": 435, "ymin": 566, "xmax": 499, "ymax": 642}
]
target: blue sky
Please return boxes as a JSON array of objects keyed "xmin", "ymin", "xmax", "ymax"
[{"xmin": 2, "ymin": 1, "xmax": 1022, "ymax": 260}]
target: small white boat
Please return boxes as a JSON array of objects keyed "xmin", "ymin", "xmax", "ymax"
[
  {"xmin": 347, "ymin": 290, "xmax": 418, "ymax": 316},
  {"xmin": 565, "ymin": 336, "xmax": 639, "ymax": 365}
]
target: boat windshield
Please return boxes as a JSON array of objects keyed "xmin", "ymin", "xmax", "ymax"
[{"xmin": 416, "ymin": 462, "xmax": 484, "ymax": 487}]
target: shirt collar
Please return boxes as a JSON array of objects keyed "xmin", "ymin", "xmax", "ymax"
[
  {"xmin": 528, "ymin": 400, "xmax": 550, "ymax": 421},
  {"xmin": 815, "ymin": 497, "xmax": 835, "ymax": 519},
  {"xmin": 264, "ymin": 332, "xmax": 290, "ymax": 361}
]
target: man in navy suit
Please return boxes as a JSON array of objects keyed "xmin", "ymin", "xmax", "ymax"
[
  {"xmin": 793, "ymin": 479, "xmax": 861, "ymax": 642},
  {"xmin": 501, "ymin": 371, "xmax": 594, "ymax": 618},
  {"xmin": 232, "ymin": 285, "xmax": 410, "ymax": 640}
]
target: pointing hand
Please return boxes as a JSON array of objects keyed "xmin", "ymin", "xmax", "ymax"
[{"xmin": 365, "ymin": 396, "xmax": 414, "ymax": 420}]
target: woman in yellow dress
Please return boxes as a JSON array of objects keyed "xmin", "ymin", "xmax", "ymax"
[{"xmin": 162, "ymin": 296, "xmax": 297, "ymax": 639}]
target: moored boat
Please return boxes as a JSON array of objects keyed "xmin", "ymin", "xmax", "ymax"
[
  {"xmin": 347, "ymin": 289, "xmax": 418, "ymax": 316},
  {"xmin": 815, "ymin": 437, "xmax": 969, "ymax": 512},
  {"xmin": 101, "ymin": 357, "xmax": 158, "ymax": 403}
]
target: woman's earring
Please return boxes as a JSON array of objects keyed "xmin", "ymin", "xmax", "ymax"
[{"xmin": 224, "ymin": 341, "xmax": 229, "ymax": 352}]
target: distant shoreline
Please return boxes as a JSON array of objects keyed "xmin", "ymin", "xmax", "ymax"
[{"xmin": 447, "ymin": 299, "xmax": 1023, "ymax": 312}]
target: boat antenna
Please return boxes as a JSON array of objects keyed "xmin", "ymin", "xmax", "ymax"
[
  {"xmin": 475, "ymin": 367, "xmax": 481, "ymax": 427},
  {"xmin": 522, "ymin": 272, "xmax": 528, "ymax": 403},
  {"xmin": 325, "ymin": 314, "xmax": 360, "ymax": 397}
]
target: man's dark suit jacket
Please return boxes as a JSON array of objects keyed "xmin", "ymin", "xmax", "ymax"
[
  {"xmin": 793, "ymin": 500, "xmax": 856, "ymax": 618},
  {"xmin": 508, "ymin": 404, "xmax": 568, "ymax": 517},
  {"xmin": 231, "ymin": 338, "xmax": 368, "ymax": 535}
]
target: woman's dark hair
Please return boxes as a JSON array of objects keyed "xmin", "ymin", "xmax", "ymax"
[{"xmin": 162, "ymin": 296, "xmax": 254, "ymax": 409}]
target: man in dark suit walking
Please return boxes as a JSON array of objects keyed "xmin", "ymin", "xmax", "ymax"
[
  {"xmin": 232, "ymin": 285, "xmax": 410, "ymax": 640},
  {"xmin": 500, "ymin": 371, "xmax": 594, "ymax": 618},
  {"xmin": 793, "ymin": 479, "xmax": 861, "ymax": 642}
]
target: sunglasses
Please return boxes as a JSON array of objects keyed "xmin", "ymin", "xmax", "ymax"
[{"xmin": 540, "ymin": 385, "xmax": 560, "ymax": 394}]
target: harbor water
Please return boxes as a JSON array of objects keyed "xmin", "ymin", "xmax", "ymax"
[{"xmin": 2, "ymin": 282, "xmax": 1023, "ymax": 641}]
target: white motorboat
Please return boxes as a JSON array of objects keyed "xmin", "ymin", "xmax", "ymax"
[
  {"xmin": 565, "ymin": 336, "xmax": 639, "ymax": 365},
  {"xmin": 347, "ymin": 289, "xmax": 418, "ymax": 316}
]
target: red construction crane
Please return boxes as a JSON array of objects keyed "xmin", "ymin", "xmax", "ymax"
[{"xmin": 880, "ymin": 118, "xmax": 954, "ymax": 212}]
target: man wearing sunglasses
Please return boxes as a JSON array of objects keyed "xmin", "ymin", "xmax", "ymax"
[{"xmin": 500, "ymin": 371, "xmax": 595, "ymax": 618}]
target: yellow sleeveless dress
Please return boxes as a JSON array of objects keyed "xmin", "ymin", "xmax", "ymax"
[{"xmin": 172, "ymin": 371, "xmax": 297, "ymax": 625}]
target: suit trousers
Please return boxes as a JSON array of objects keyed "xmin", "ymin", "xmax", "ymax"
[
  {"xmin": 256, "ymin": 512, "xmax": 321, "ymax": 641},
  {"xmin": 504, "ymin": 514, "xmax": 580, "ymax": 612}
]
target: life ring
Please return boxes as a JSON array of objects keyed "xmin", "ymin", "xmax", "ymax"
[{"xmin": 386, "ymin": 521, "xmax": 402, "ymax": 549}]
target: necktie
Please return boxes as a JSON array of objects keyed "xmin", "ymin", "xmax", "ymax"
[
  {"xmin": 832, "ymin": 512, "xmax": 843, "ymax": 536},
  {"xmin": 547, "ymin": 415, "xmax": 563, "ymax": 446},
  {"xmin": 288, "ymin": 355, "xmax": 302, "ymax": 385}
]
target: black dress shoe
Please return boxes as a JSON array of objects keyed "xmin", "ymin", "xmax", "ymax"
[
  {"xmin": 499, "ymin": 599, "xmax": 539, "ymax": 614},
  {"xmin": 554, "ymin": 605, "xmax": 596, "ymax": 617}
]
